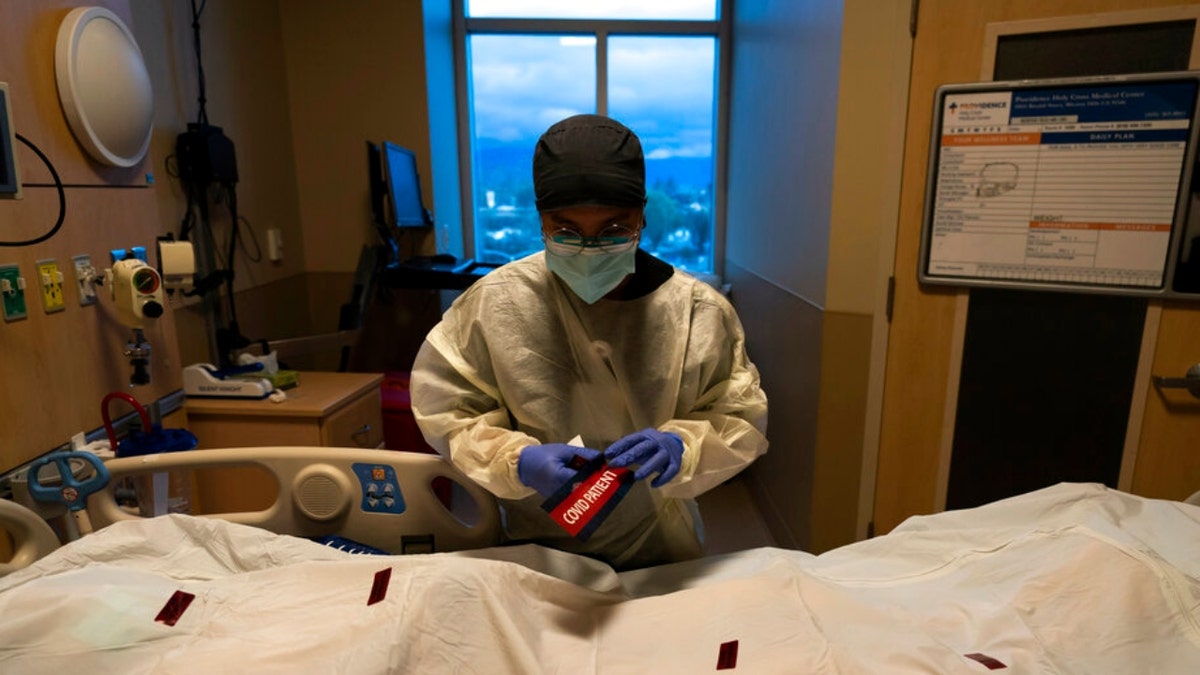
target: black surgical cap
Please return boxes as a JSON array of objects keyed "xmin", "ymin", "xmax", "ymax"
[{"xmin": 532, "ymin": 114, "xmax": 646, "ymax": 212}]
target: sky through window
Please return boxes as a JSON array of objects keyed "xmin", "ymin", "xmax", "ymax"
[{"xmin": 464, "ymin": 2, "xmax": 719, "ymax": 272}]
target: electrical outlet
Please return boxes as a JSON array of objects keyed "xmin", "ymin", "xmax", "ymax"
[
  {"xmin": 36, "ymin": 259, "xmax": 65, "ymax": 313},
  {"xmin": 72, "ymin": 254, "xmax": 97, "ymax": 305},
  {"xmin": 267, "ymin": 228, "xmax": 283, "ymax": 261},
  {"xmin": 0, "ymin": 263, "xmax": 28, "ymax": 321}
]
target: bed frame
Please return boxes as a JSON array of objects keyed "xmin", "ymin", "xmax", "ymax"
[
  {"xmin": 1, "ymin": 446, "xmax": 503, "ymax": 575},
  {"xmin": 0, "ymin": 497, "xmax": 59, "ymax": 576}
]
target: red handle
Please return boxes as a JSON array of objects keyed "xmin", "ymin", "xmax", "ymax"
[{"xmin": 101, "ymin": 391, "xmax": 152, "ymax": 450}]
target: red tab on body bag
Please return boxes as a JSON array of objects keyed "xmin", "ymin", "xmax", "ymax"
[
  {"xmin": 964, "ymin": 653, "xmax": 1007, "ymax": 670},
  {"xmin": 368, "ymin": 568, "xmax": 392, "ymax": 606},
  {"xmin": 541, "ymin": 453, "xmax": 634, "ymax": 540},
  {"xmin": 155, "ymin": 590, "xmax": 196, "ymax": 626},
  {"xmin": 716, "ymin": 640, "xmax": 739, "ymax": 669}
]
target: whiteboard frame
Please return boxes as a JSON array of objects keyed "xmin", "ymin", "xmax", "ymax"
[{"xmin": 917, "ymin": 70, "xmax": 1200, "ymax": 299}]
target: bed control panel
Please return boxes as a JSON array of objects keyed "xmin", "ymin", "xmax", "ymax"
[{"xmin": 352, "ymin": 463, "xmax": 406, "ymax": 515}]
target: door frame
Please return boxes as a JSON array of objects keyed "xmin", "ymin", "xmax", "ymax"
[
  {"xmin": 979, "ymin": 8, "xmax": 1200, "ymax": 496},
  {"xmin": 867, "ymin": 2, "xmax": 1200, "ymax": 536}
]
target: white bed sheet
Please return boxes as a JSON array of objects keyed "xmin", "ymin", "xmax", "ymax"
[{"xmin": 1, "ymin": 482, "xmax": 1198, "ymax": 673}]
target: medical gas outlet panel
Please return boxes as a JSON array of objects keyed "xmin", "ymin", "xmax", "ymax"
[{"xmin": 1, "ymin": 244, "xmax": 179, "ymax": 324}]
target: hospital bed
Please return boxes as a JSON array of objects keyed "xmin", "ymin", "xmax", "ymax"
[{"xmin": 1, "ymin": 446, "xmax": 1198, "ymax": 673}]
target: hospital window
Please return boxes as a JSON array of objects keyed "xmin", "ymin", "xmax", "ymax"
[{"xmin": 455, "ymin": 1, "xmax": 727, "ymax": 273}]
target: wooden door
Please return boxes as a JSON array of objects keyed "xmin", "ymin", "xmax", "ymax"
[{"xmin": 874, "ymin": 1, "xmax": 1200, "ymax": 534}]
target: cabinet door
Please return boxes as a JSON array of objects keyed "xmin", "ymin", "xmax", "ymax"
[
  {"xmin": 321, "ymin": 389, "xmax": 383, "ymax": 448},
  {"xmin": 190, "ymin": 416, "xmax": 323, "ymax": 449},
  {"xmin": 1132, "ymin": 305, "xmax": 1200, "ymax": 499},
  {"xmin": 188, "ymin": 417, "xmax": 320, "ymax": 514}
]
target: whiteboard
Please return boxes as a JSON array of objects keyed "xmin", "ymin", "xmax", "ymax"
[{"xmin": 918, "ymin": 71, "xmax": 1200, "ymax": 297}]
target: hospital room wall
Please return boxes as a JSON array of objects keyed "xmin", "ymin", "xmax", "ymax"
[
  {"xmin": 277, "ymin": 0, "xmax": 437, "ymax": 276},
  {"xmin": 0, "ymin": 0, "xmax": 437, "ymax": 485},
  {"xmin": 278, "ymin": 0, "xmax": 442, "ymax": 370},
  {"xmin": 725, "ymin": 0, "xmax": 911, "ymax": 553},
  {"xmin": 127, "ymin": 0, "xmax": 315, "ymax": 367},
  {"xmin": 128, "ymin": 0, "xmax": 437, "ymax": 369},
  {"xmin": 0, "ymin": 0, "xmax": 326, "ymax": 471},
  {"xmin": 0, "ymin": 1, "xmax": 188, "ymax": 474}
]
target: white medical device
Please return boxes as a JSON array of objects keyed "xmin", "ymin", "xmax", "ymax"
[
  {"xmin": 183, "ymin": 363, "xmax": 274, "ymax": 399},
  {"xmin": 156, "ymin": 239, "xmax": 195, "ymax": 292},
  {"xmin": 81, "ymin": 258, "xmax": 167, "ymax": 386},
  {"xmin": 107, "ymin": 258, "xmax": 164, "ymax": 329}
]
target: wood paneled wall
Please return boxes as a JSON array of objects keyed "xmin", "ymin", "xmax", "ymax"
[
  {"xmin": 0, "ymin": 0, "xmax": 439, "ymax": 476},
  {"xmin": 0, "ymin": 1, "xmax": 183, "ymax": 473}
]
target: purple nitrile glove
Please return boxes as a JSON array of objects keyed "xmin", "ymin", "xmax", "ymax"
[
  {"xmin": 517, "ymin": 443, "xmax": 600, "ymax": 498},
  {"xmin": 604, "ymin": 429, "xmax": 684, "ymax": 488}
]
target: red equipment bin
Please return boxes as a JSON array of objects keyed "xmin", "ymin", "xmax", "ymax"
[{"xmin": 381, "ymin": 372, "xmax": 450, "ymax": 506}]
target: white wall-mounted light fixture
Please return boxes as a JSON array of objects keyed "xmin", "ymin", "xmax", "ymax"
[{"xmin": 54, "ymin": 6, "xmax": 154, "ymax": 168}]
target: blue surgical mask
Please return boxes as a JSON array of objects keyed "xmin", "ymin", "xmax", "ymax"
[{"xmin": 545, "ymin": 246, "xmax": 637, "ymax": 303}]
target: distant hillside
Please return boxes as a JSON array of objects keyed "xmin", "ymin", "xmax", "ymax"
[{"xmin": 478, "ymin": 143, "xmax": 714, "ymax": 193}]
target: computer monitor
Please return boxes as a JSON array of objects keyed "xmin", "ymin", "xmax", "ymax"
[
  {"xmin": 0, "ymin": 83, "xmax": 22, "ymax": 199},
  {"xmin": 365, "ymin": 141, "xmax": 387, "ymax": 230},
  {"xmin": 382, "ymin": 141, "xmax": 432, "ymax": 229}
]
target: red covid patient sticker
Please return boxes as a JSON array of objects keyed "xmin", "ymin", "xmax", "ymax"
[{"xmin": 541, "ymin": 454, "xmax": 634, "ymax": 541}]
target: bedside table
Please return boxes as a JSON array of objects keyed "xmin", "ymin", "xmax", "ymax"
[{"xmin": 185, "ymin": 371, "xmax": 384, "ymax": 513}]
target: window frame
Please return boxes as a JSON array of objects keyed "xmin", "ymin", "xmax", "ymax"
[{"xmin": 450, "ymin": 4, "xmax": 732, "ymax": 277}]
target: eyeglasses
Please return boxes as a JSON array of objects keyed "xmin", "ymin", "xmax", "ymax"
[{"xmin": 543, "ymin": 223, "xmax": 640, "ymax": 257}]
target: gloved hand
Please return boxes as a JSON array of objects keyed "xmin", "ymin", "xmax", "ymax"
[
  {"xmin": 604, "ymin": 429, "xmax": 684, "ymax": 488},
  {"xmin": 517, "ymin": 443, "xmax": 600, "ymax": 499}
]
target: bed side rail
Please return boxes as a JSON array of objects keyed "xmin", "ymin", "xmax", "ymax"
[
  {"xmin": 87, "ymin": 446, "xmax": 502, "ymax": 555},
  {"xmin": 0, "ymin": 498, "xmax": 61, "ymax": 576}
]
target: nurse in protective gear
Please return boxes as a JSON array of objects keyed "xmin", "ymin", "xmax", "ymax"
[{"xmin": 411, "ymin": 114, "xmax": 769, "ymax": 570}]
